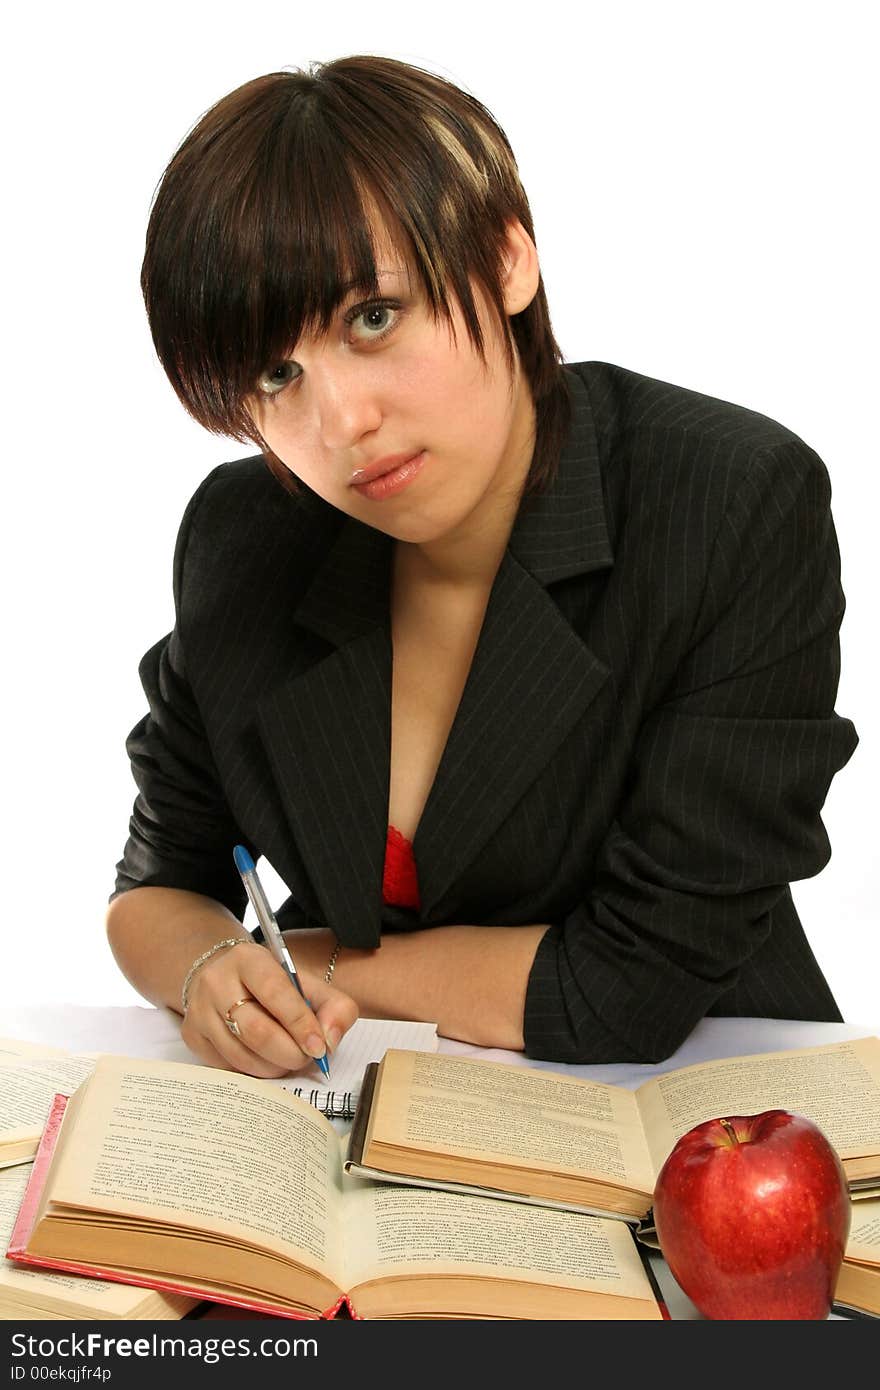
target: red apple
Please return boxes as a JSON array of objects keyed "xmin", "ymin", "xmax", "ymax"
[{"xmin": 653, "ymin": 1109, "xmax": 850, "ymax": 1319}]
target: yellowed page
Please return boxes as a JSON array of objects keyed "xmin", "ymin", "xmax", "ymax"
[
  {"xmin": 0, "ymin": 1056, "xmax": 97, "ymax": 1164},
  {"xmin": 636, "ymin": 1037, "xmax": 880, "ymax": 1180},
  {"xmin": 367, "ymin": 1050, "xmax": 654, "ymax": 1195},
  {"xmin": 0, "ymin": 1164, "xmax": 191, "ymax": 1317},
  {"xmin": 45, "ymin": 1056, "xmax": 346, "ymax": 1284},
  {"xmin": 847, "ymin": 1198, "xmax": 880, "ymax": 1265},
  {"xmin": 340, "ymin": 1174, "xmax": 654, "ymax": 1305}
]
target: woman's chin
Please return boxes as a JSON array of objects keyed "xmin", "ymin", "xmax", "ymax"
[{"xmin": 351, "ymin": 504, "xmax": 468, "ymax": 547}]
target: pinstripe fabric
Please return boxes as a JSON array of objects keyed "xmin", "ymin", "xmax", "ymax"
[{"xmin": 115, "ymin": 362, "xmax": 858, "ymax": 1063}]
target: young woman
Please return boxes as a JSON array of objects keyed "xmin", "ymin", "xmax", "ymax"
[{"xmin": 106, "ymin": 55, "xmax": 858, "ymax": 1079}]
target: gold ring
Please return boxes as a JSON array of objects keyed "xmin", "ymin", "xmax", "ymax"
[{"xmin": 224, "ymin": 996, "xmax": 253, "ymax": 1038}]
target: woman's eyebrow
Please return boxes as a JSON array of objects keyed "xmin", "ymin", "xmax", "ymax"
[{"xmin": 337, "ymin": 268, "xmax": 408, "ymax": 294}]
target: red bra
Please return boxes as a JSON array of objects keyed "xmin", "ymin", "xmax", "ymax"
[{"xmin": 383, "ymin": 825, "xmax": 421, "ymax": 910}]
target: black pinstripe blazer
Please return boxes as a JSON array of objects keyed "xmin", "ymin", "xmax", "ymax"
[{"xmin": 115, "ymin": 362, "xmax": 858, "ymax": 1063}]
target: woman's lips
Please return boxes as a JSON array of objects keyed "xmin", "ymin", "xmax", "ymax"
[{"xmin": 350, "ymin": 450, "xmax": 427, "ymax": 500}]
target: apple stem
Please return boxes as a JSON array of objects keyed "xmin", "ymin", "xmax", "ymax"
[{"xmin": 719, "ymin": 1118, "xmax": 739, "ymax": 1145}]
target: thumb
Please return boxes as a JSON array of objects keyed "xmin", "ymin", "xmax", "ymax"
[{"xmin": 311, "ymin": 985, "xmax": 359, "ymax": 1054}]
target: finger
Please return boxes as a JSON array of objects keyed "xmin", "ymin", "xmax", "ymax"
[
  {"xmin": 202, "ymin": 999, "xmax": 316, "ymax": 1078},
  {"xmin": 184, "ymin": 973, "xmax": 318, "ymax": 1075},
  {"xmin": 180, "ymin": 1024, "xmax": 243, "ymax": 1072},
  {"xmin": 312, "ymin": 989, "xmax": 359, "ymax": 1054},
  {"xmin": 189, "ymin": 944, "xmax": 337, "ymax": 1069},
  {"xmin": 190, "ymin": 945, "xmax": 326, "ymax": 1065},
  {"xmin": 180, "ymin": 1009, "xmax": 268, "ymax": 1073},
  {"xmin": 241, "ymin": 964, "xmax": 333, "ymax": 1063}
]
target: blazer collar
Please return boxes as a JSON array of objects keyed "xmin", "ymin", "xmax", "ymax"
[
  {"xmin": 291, "ymin": 365, "xmax": 612, "ymax": 647},
  {"xmin": 508, "ymin": 365, "xmax": 613, "ymax": 585}
]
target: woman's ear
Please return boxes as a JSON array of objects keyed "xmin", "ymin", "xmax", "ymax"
[{"xmin": 500, "ymin": 218, "xmax": 540, "ymax": 315}]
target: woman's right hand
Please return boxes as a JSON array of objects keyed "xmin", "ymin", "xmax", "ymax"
[{"xmin": 180, "ymin": 939, "xmax": 359, "ymax": 1078}]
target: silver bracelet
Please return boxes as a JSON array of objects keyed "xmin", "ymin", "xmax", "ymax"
[
  {"xmin": 181, "ymin": 938, "xmax": 247, "ymax": 1013},
  {"xmin": 324, "ymin": 939, "xmax": 341, "ymax": 985}
]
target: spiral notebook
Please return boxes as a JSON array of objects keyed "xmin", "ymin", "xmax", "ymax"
[{"xmin": 278, "ymin": 1017, "xmax": 439, "ymax": 1119}]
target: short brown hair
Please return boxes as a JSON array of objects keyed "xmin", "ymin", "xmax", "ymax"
[{"xmin": 141, "ymin": 55, "xmax": 571, "ymax": 494}]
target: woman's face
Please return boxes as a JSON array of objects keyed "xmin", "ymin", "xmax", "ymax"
[{"xmin": 247, "ymin": 223, "xmax": 537, "ymax": 548}]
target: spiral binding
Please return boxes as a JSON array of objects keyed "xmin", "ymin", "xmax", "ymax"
[{"xmin": 288, "ymin": 1088, "xmax": 356, "ymax": 1120}]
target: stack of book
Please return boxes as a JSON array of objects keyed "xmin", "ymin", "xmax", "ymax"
[
  {"xmin": 835, "ymin": 1198, "xmax": 880, "ymax": 1318},
  {"xmin": 3, "ymin": 1032, "xmax": 879, "ymax": 1320},
  {"xmin": 0, "ymin": 1038, "xmax": 196, "ymax": 1319}
]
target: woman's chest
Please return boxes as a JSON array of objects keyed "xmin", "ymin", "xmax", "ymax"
[{"xmin": 388, "ymin": 581, "xmax": 491, "ymax": 841}]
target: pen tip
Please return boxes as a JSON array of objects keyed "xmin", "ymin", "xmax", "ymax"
[
  {"xmin": 316, "ymin": 1055, "xmax": 331, "ymax": 1080},
  {"xmin": 233, "ymin": 844, "xmax": 255, "ymax": 874}
]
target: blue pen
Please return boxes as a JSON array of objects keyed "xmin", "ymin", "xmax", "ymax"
[{"xmin": 233, "ymin": 845, "xmax": 331, "ymax": 1080}]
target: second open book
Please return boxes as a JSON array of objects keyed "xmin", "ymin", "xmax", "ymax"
[{"xmin": 346, "ymin": 1037, "xmax": 880, "ymax": 1221}]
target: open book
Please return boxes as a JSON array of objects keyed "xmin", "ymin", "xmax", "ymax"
[
  {"xmin": 834, "ymin": 1198, "xmax": 880, "ymax": 1318},
  {"xmin": 7, "ymin": 1056, "xmax": 664, "ymax": 1320},
  {"xmin": 0, "ymin": 1164, "xmax": 197, "ymax": 1320},
  {"xmin": 345, "ymin": 1038, "xmax": 880, "ymax": 1222},
  {"xmin": 0, "ymin": 1039, "xmax": 97, "ymax": 1168}
]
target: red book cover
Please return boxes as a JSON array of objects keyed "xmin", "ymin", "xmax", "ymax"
[{"xmin": 7, "ymin": 1093, "xmax": 357, "ymax": 1320}]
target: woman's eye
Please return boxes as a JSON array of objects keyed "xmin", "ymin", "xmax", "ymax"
[
  {"xmin": 254, "ymin": 302, "xmax": 400, "ymax": 397},
  {"xmin": 347, "ymin": 302, "xmax": 400, "ymax": 342},
  {"xmin": 256, "ymin": 361, "xmax": 301, "ymax": 396}
]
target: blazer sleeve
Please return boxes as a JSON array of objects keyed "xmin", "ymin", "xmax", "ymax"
[
  {"xmin": 112, "ymin": 472, "xmax": 254, "ymax": 919},
  {"xmin": 523, "ymin": 437, "xmax": 858, "ymax": 1064}
]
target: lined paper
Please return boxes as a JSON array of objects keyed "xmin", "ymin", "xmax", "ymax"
[{"xmin": 279, "ymin": 1018, "xmax": 439, "ymax": 1117}]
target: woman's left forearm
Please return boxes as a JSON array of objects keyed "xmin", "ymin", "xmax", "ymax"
[{"xmin": 283, "ymin": 923, "xmax": 551, "ymax": 1050}]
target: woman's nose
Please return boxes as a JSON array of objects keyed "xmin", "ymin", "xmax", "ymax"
[{"xmin": 312, "ymin": 362, "xmax": 383, "ymax": 451}]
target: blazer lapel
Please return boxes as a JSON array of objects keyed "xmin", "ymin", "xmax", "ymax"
[
  {"xmin": 255, "ymin": 518, "xmax": 393, "ymax": 946},
  {"xmin": 414, "ymin": 368, "xmax": 614, "ymax": 917},
  {"xmin": 412, "ymin": 551, "xmax": 611, "ymax": 917}
]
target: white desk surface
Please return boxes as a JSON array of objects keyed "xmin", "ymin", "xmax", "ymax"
[{"xmin": 5, "ymin": 1006, "xmax": 877, "ymax": 1321}]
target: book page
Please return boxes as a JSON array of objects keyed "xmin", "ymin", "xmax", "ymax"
[
  {"xmin": 0, "ymin": 1164, "xmax": 188, "ymax": 1316},
  {"xmin": 847, "ymin": 1198, "xmax": 880, "ymax": 1264},
  {"xmin": 279, "ymin": 1018, "xmax": 439, "ymax": 1116},
  {"xmin": 636, "ymin": 1038, "xmax": 880, "ymax": 1180},
  {"xmin": 340, "ymin": 1176, "xmax": 653, "ymax": 1301},
  {"xmin": 367, "ymin": 1050, "xmax": 654, "ymax": 1195},
  {"xmin": 1, "ymin": 1056, "xmax": 97, "ymax": 1155},
  {"xmin": 45, "ymin": 1056, "xmax": 346, "ymax": 1283}
]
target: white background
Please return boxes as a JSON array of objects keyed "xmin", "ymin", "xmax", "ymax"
[{"xmin": 4, "ymin": 2, "xmax": 877, "ymax": 1024}]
